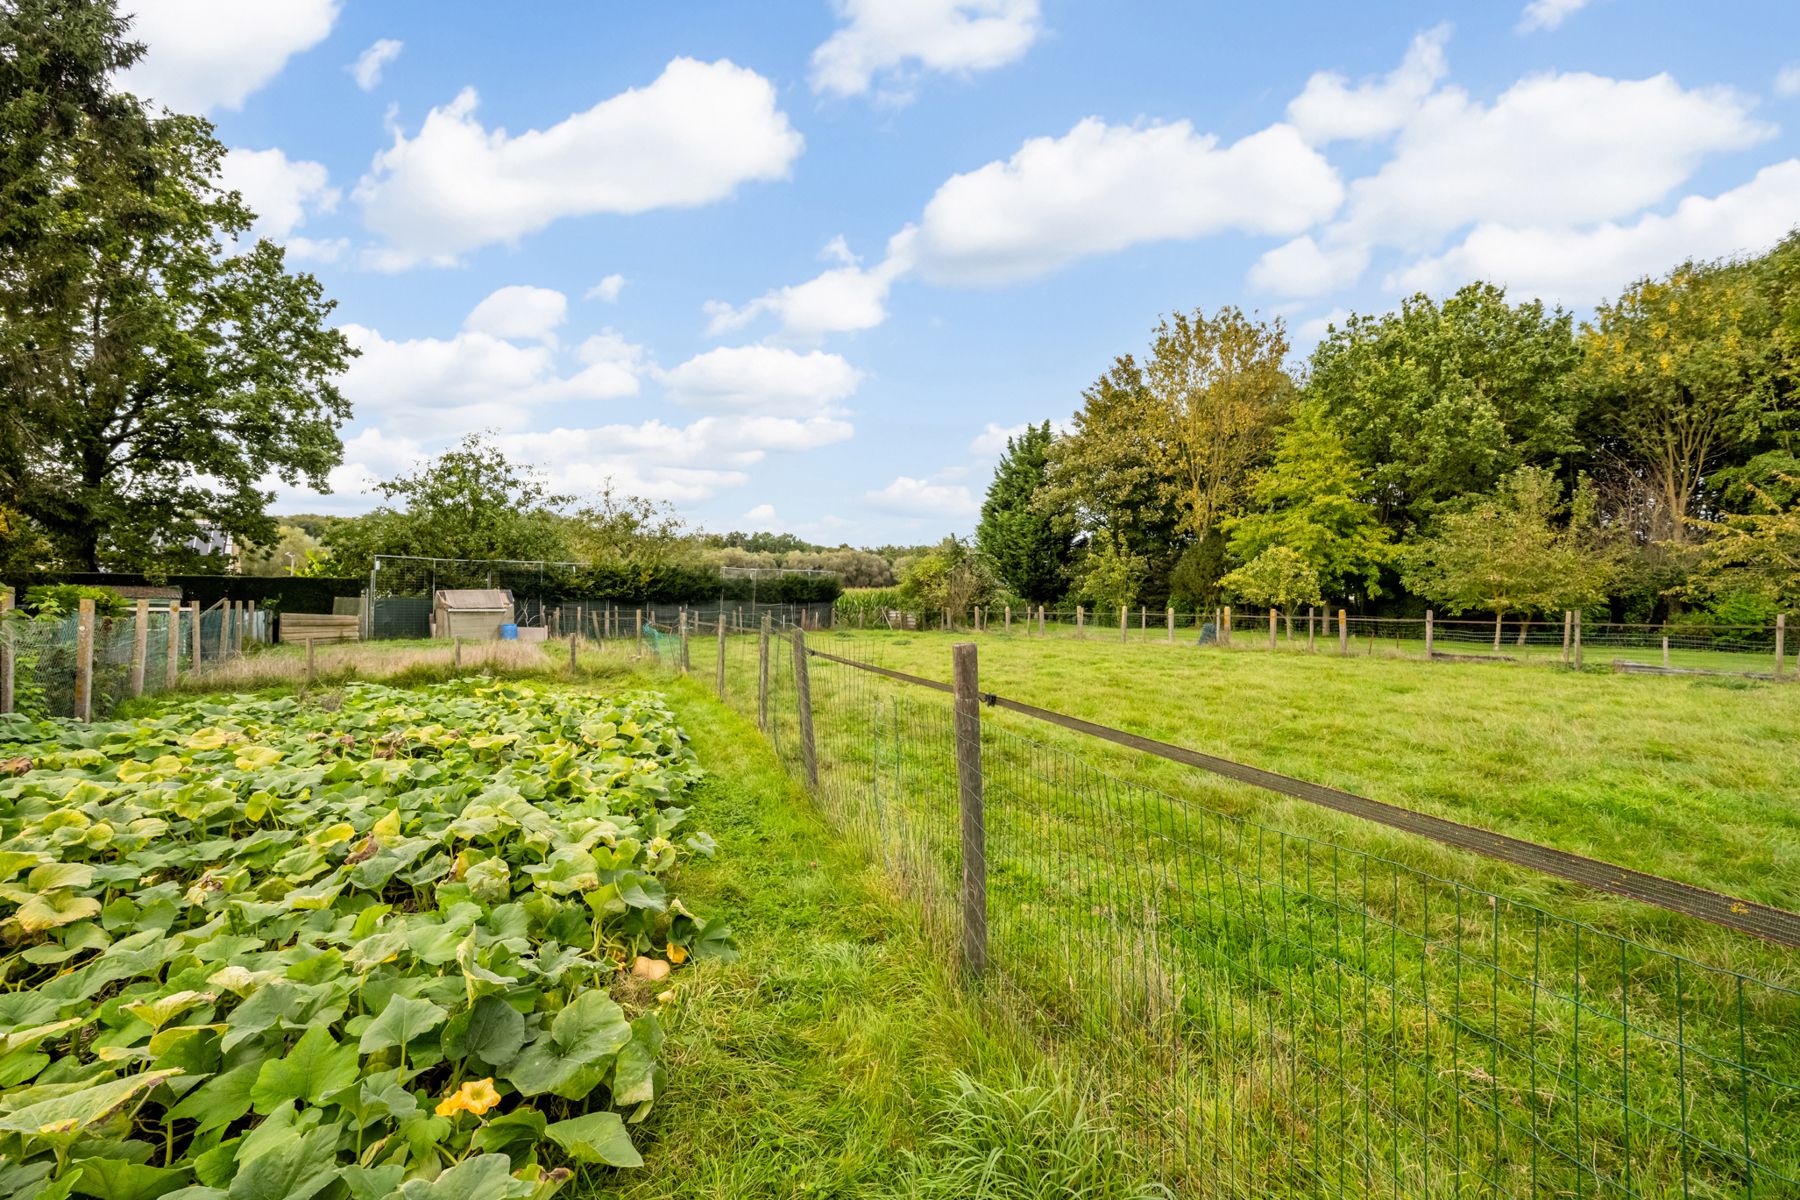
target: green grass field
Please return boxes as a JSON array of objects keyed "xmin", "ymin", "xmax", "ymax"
[{"xmin": 685, "ymin": 625, "xmax": 1800, "ymax": 1198}]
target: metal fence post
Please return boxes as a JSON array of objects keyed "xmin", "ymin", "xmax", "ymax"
[
  {"xmin": 1424, "ymin": 609, "xmax": 1434, "ymax": 660},
  {"xmin": 716, "ymin": 615, "xmax": 727, "ymax": 699},
  {"xmin": 74, "ymin": 598, "xmax": 95, "ymax": 722},
  {"xmin": 128, "ymin": 599, "xmax": 149, "ymax": 698},
  {"xmin": 758, "ymin": 615, "xmax": 771, "ymax": 730},
  {"xmin": 0, "ymin": 586, "xmax": 14, "ymax": 715},
  {"xmin": 792, "ymin": 629, "xmax": 818, "ymax": 787},
  {"xmin": 952, "ymin": 641, "xmax": 987, "ymax": 980}
]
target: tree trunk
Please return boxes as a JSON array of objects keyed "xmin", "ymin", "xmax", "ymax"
[
  {"xmin": 1516, "ymin": 618, "xmax": 1529, "ymax": 647},
  {"xmin": 1493, "ymin": 610, "xmax": 1503, "ymax": 652}
]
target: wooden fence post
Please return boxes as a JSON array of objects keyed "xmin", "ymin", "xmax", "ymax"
[
  {"xmin": 1662, "ymin": 635, "xmax": 1670, "ymax": 668},
  {"xmin": 1037, "ymin": 606, "xmax": 1044, "ymax": 636},
  {"xmin": 1338, "ymin": 609, "xmax": 1348, "ymax": 656},
  {"xmin": 1167, "ymin": 606, "xmax": 1175, "ymax": 643},
  {"xmin": 164, "ymin": 603, "xmax": 180, "ymax": 688},
  {"xmin": 1004, "ymin": 605, "xmax": 1012, "ymax": 631},
  {"xmin": 247, "ymin": 601, "xmax": 258, "ymax": 645},
  {"xmin": 677, "ymin": 611, "xmax": 688, "ymax": 672},
  {"xmin": 1777, "ymin": 614, "xmax": 1787, "ymax": 680},
  {"xmin": 306, "ymin": 637, "xmax": 316, "ymax": 684},
  {"xmin": 1120, "ymin": 604, "xmax": 1127, "ymax": 644},
  {"xmin": 1573, "ymin": 609, "xmax": 1583, "ymax": 670},
  {"xmin": 1307, "ymin": 607, "xmax": 1317, "ymax": 653},
  {"xmin": 635, "ymin": 608, "xmax": 644, "ymax": 647},
  {"xmin": 1076, "ymin": 605, "xmax": 1085, "ymax": 637},
  {"xmin": 952, "ymin": 641, "xmax": 987, "ymax": 979},
  {"xmin": 758, "ymin": 615, "xmax": 771, "ymax": 730},
  {"xmin": 1424, "ymin": 610, "xmax": 1434, "ymax": 660},
  {"xmin": 792, "ymin": 628, "xmax": 818, "ymax": 787},
  {"xmin": 218, "ymin": 602, "xmax": 230, "ymax": 659},
  {"xmin": 1562, "ymin": 611, "xmax": 1572, "ymax": 666},
  {"xmin": 1268, "ymin": 608, "xmax": 1277, "ymax": 650},
  {"xmin": 74, "ymin": 598, "xmax": 95, "ymax": 722},
  {"xmin": 1139, "ymin": 605, "xmax": 1146, "ymax": 635},
  {"xmin": 716, "ymin": 615, "xmax": 728, "ymax": 700},
  {"xmin": 0, "ymin": 586, "xmax": 13, "ymax": 715},
  {"xmin": 1222, "ymin": 606, "xmax": 1231, "ymax": 647},
  {"xmin": 130, "ymin": 599, "xmax": 149, "ymax": 698},
  {"xmin": 189, "ymin": 602, "xmax": 201, "ymax": 671},
  {"xmin": 453, "ymin": 637, "xmax": 462, "ymax": 668}
]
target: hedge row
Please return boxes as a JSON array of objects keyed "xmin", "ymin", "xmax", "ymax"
[
  {"xmin": 3, "ymin": 573, "xmax": 362, "ymax": 614},
  {"xmin": 380, "ymin": 562, "xmax": 843, "ymax": 605}
]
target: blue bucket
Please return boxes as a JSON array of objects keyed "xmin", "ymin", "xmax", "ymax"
[{"xmin": 499, "ymin": 624, "xmax": 519, "ymax": 640}]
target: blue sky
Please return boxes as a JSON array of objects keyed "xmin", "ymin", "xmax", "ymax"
[{"xmin": 119, "ymin": 0, "xmax": 1800, "ymax": 545}]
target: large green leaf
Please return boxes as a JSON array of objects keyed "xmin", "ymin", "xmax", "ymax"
[
  {"xmin": 224, "ymin": 1124, "xmax": 341, "ymax": 1200},
  {"xmin": 0, "ymin": 1069, "xmax": 183, "ymax": 1138},
  {"xmin": 248, "ymin": 1026, "xmax": 358, "ymax": 1112},
  {"xmin": 396, "ymin": 1155, "xmax": 534, "ymax": 1200},
  {"xmin": 67, "ymin": 1157, "xmax": 189, "ymax": 1200},
  {"xmin": 357, "ymin": 994, "xmax": 448, "ymax": 1055},
  {"xmin": 14, "ymin": 890, "xmax": 103, "ymax": 933},
  {"xmin": 461, "ymin": 995, "xmax": 525, "ymax": 1068},
  {"xmin": 544, "ymin": 1111, "xmax": 642, "ymax": 1167},
  {"xmin": 166, "ymin": 1062, "xmax": 258, "ymax": 1133}
]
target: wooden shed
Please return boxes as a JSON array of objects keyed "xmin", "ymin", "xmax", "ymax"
[{"xmin": 432, "ymin": 589, "xmax": 515, "ymax": 640}]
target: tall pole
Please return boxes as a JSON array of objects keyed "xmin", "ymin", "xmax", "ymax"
[
  {"xmin": 74, "ymin": 598, "xmax": 95, "ymax": 722},
  {"xmin": 792, "ymin": 628, "xmax": 818, "ymax": 787},
  {"xmin": 758, "ymin": 614, "xmax": 771, "ymax": 730},
  {"xmin": 716, "ymin": 614, "xmax": 728, "ymax": 700},
  {"xmin": 0, "ymin": 587, "xmax": 14, "ymax": 715},
  {"xmin": 952, "ymin": 641, "xmax": 987, "ymax": 980}
]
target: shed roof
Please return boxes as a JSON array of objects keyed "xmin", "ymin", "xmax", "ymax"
[{"xmin": 433, "ymin": 588, "xmax": 513, "ymax": 610}]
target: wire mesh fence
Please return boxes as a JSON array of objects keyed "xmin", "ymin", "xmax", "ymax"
[
  {"xmin": 848, "ymin": 602, "xmax": 1797, "ymax": 680},
  {"xmin": 0, "ymin": 599, "xmax": 269, "ymax": 721},
  {"xmin": 642, "ymin": 617, "xmax": 1800, "ymax": 1199}
]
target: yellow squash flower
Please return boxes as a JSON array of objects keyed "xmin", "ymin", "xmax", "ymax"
[
  {"xmin": 435, "ymin": 1077, "xmax": 502, "ymax": 1118},
  {"xmin": 666, "ymin": 943, "xmax": 688, "ymax": 965}
]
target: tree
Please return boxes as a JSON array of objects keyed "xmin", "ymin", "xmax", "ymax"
[
  {"xmin": 0, "ymin": 0, "xmax": 355, "ymax": 570},
  {"xmin": 564, "ymin": 484, "xmax": 691, "ymax": 568},
  {"xmin": 1308, "ymin": 283, "xmax": 1582, "ymax": 532},
  {"xmin": 1073, "ymin": 529, "xmax": 1145, "ymax": 613},
  {"xmin": 320, "ymin": 435, "xmax": 572, "ymax": 575},
  {"xmin": 976, "ymin": 421, "xmax": 1073, "ymax": 602},
  {"xmin": 1686, "ymin": 476, "xmax": 1800, "ymax": 615},
  {"xmin": 897, "ymin": 537, "xmax": 997, "ymax": 622},
  {"xmin": 1220, "ymin": 546, "xmax": 1322, "ymax": 636},
  {"xmin": 1401, "ymin": 467, "xmax": 1612, "ymax": 650},
  {"xmin": 1167, "ymin": 534, "xmax": 1227, "ymax": 609},
  {"xmin": 1145, "ymin": 307, "xmax": 1294, "ymax": 541},
  {"xmin": 1042, "ymin": 355, "xmax": 1184, "ymax": 582},
  {"xmin": 236, "ymin": 522, "xmax": 323, "ymax": 577},
  {"xmin": 1580, "ymin": 257, "xmax": 1789, "ymax": 543},
  {"xmin": 1222, "ymin": 404, "xmax": 1392, "ymax": 603}
]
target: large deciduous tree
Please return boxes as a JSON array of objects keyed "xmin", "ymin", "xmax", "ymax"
[
  {"xmin": 1308, "ymin": 283, "xmax": 1582, "ymax": 532},
  {"xmin": 1401, "ymin": 467, "xmax": 1612, "ymax": 649},
  {"xmin": 0, "ymin": 0, "xmax": 354, "ymax": 571},
  {"xmin": 1144, "ymin": 307, "xmax": 1293, "ymax": 541},
  {"xmin": 1221, "ymin": 404, "xmax": 1392, "ymax": 603},
  {"xmin": 320, "ymin": 435, "xmax": 573, "ymax": 575},
  {"xmin": 976, "ymin": 421, "xmax": 1072, "ymax": 602},
  {"xmin": 1579, "ymin": 257, "xmax": 1790, "ymax": 544}
]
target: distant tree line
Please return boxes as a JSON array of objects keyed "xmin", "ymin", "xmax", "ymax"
[{"xmin": 974, "ymin": 237, "xmax": 1800, "ymax": 627}]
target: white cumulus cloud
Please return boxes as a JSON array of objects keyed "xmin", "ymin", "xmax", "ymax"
[
  {"xmin": 1777, "ymin": 64, "xmax": 1800, "ymax": 98},
  {"xmin": 706, "ymin": 231, "xmax": 917, "ymax": 338},
  {"xmin": 355, "ymin": 58, "xmax": 804, "ymax": 269},
  {"xmin": 119, "ymin": 0, "xmax": 338, "ymax": 113},
  {"xmin": 1248, "ymin": 235, "xmax": 1370, "ymax": 296},
  {"xmin": 1287, "ymin": 25, "xmax": 1449, "ymax": 144},
  {"xmin": 811, "ymin": 0, "xmax": 1040, "ymax": 100},
  {"xmin": 350, "ymin": 38, "xmax": 403, "ymax": 91},
  {"xmin": 463, "ymin": 285, "xmax": 569, "ymax": 345},
  {"xmin": 587, "ymin": 274, "xmax": 628, "ymax": 302},
  {"xmin": 1389, "ymin": 159, "xmax": 1800, "ymax": 306},
  {"xmin": 911, "ymin": 117, "xmax": 1344, "ymax": 285},
  {"xmin": 1517, "ymin": 0, "xmax": 1592, "ymax": 33},
  {"xmin": 217, "ymin": 147, "xmax": 338, "ymax": 241},
  {"xmin": 660, "ymin": 346, "xmax": 864, "ymax": 417},
  {"xmin": 865, "ymin": 476, "xmax": 978, "ymax": 517},
  {"xmin": 1337, "ymin": 71, "xmax": 1771, "ymax": 250}
]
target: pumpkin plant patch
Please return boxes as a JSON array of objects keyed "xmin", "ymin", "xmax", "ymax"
[{"xmin": 0, "ymin": 679, "xmax": 732, "ymax": 1199}]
